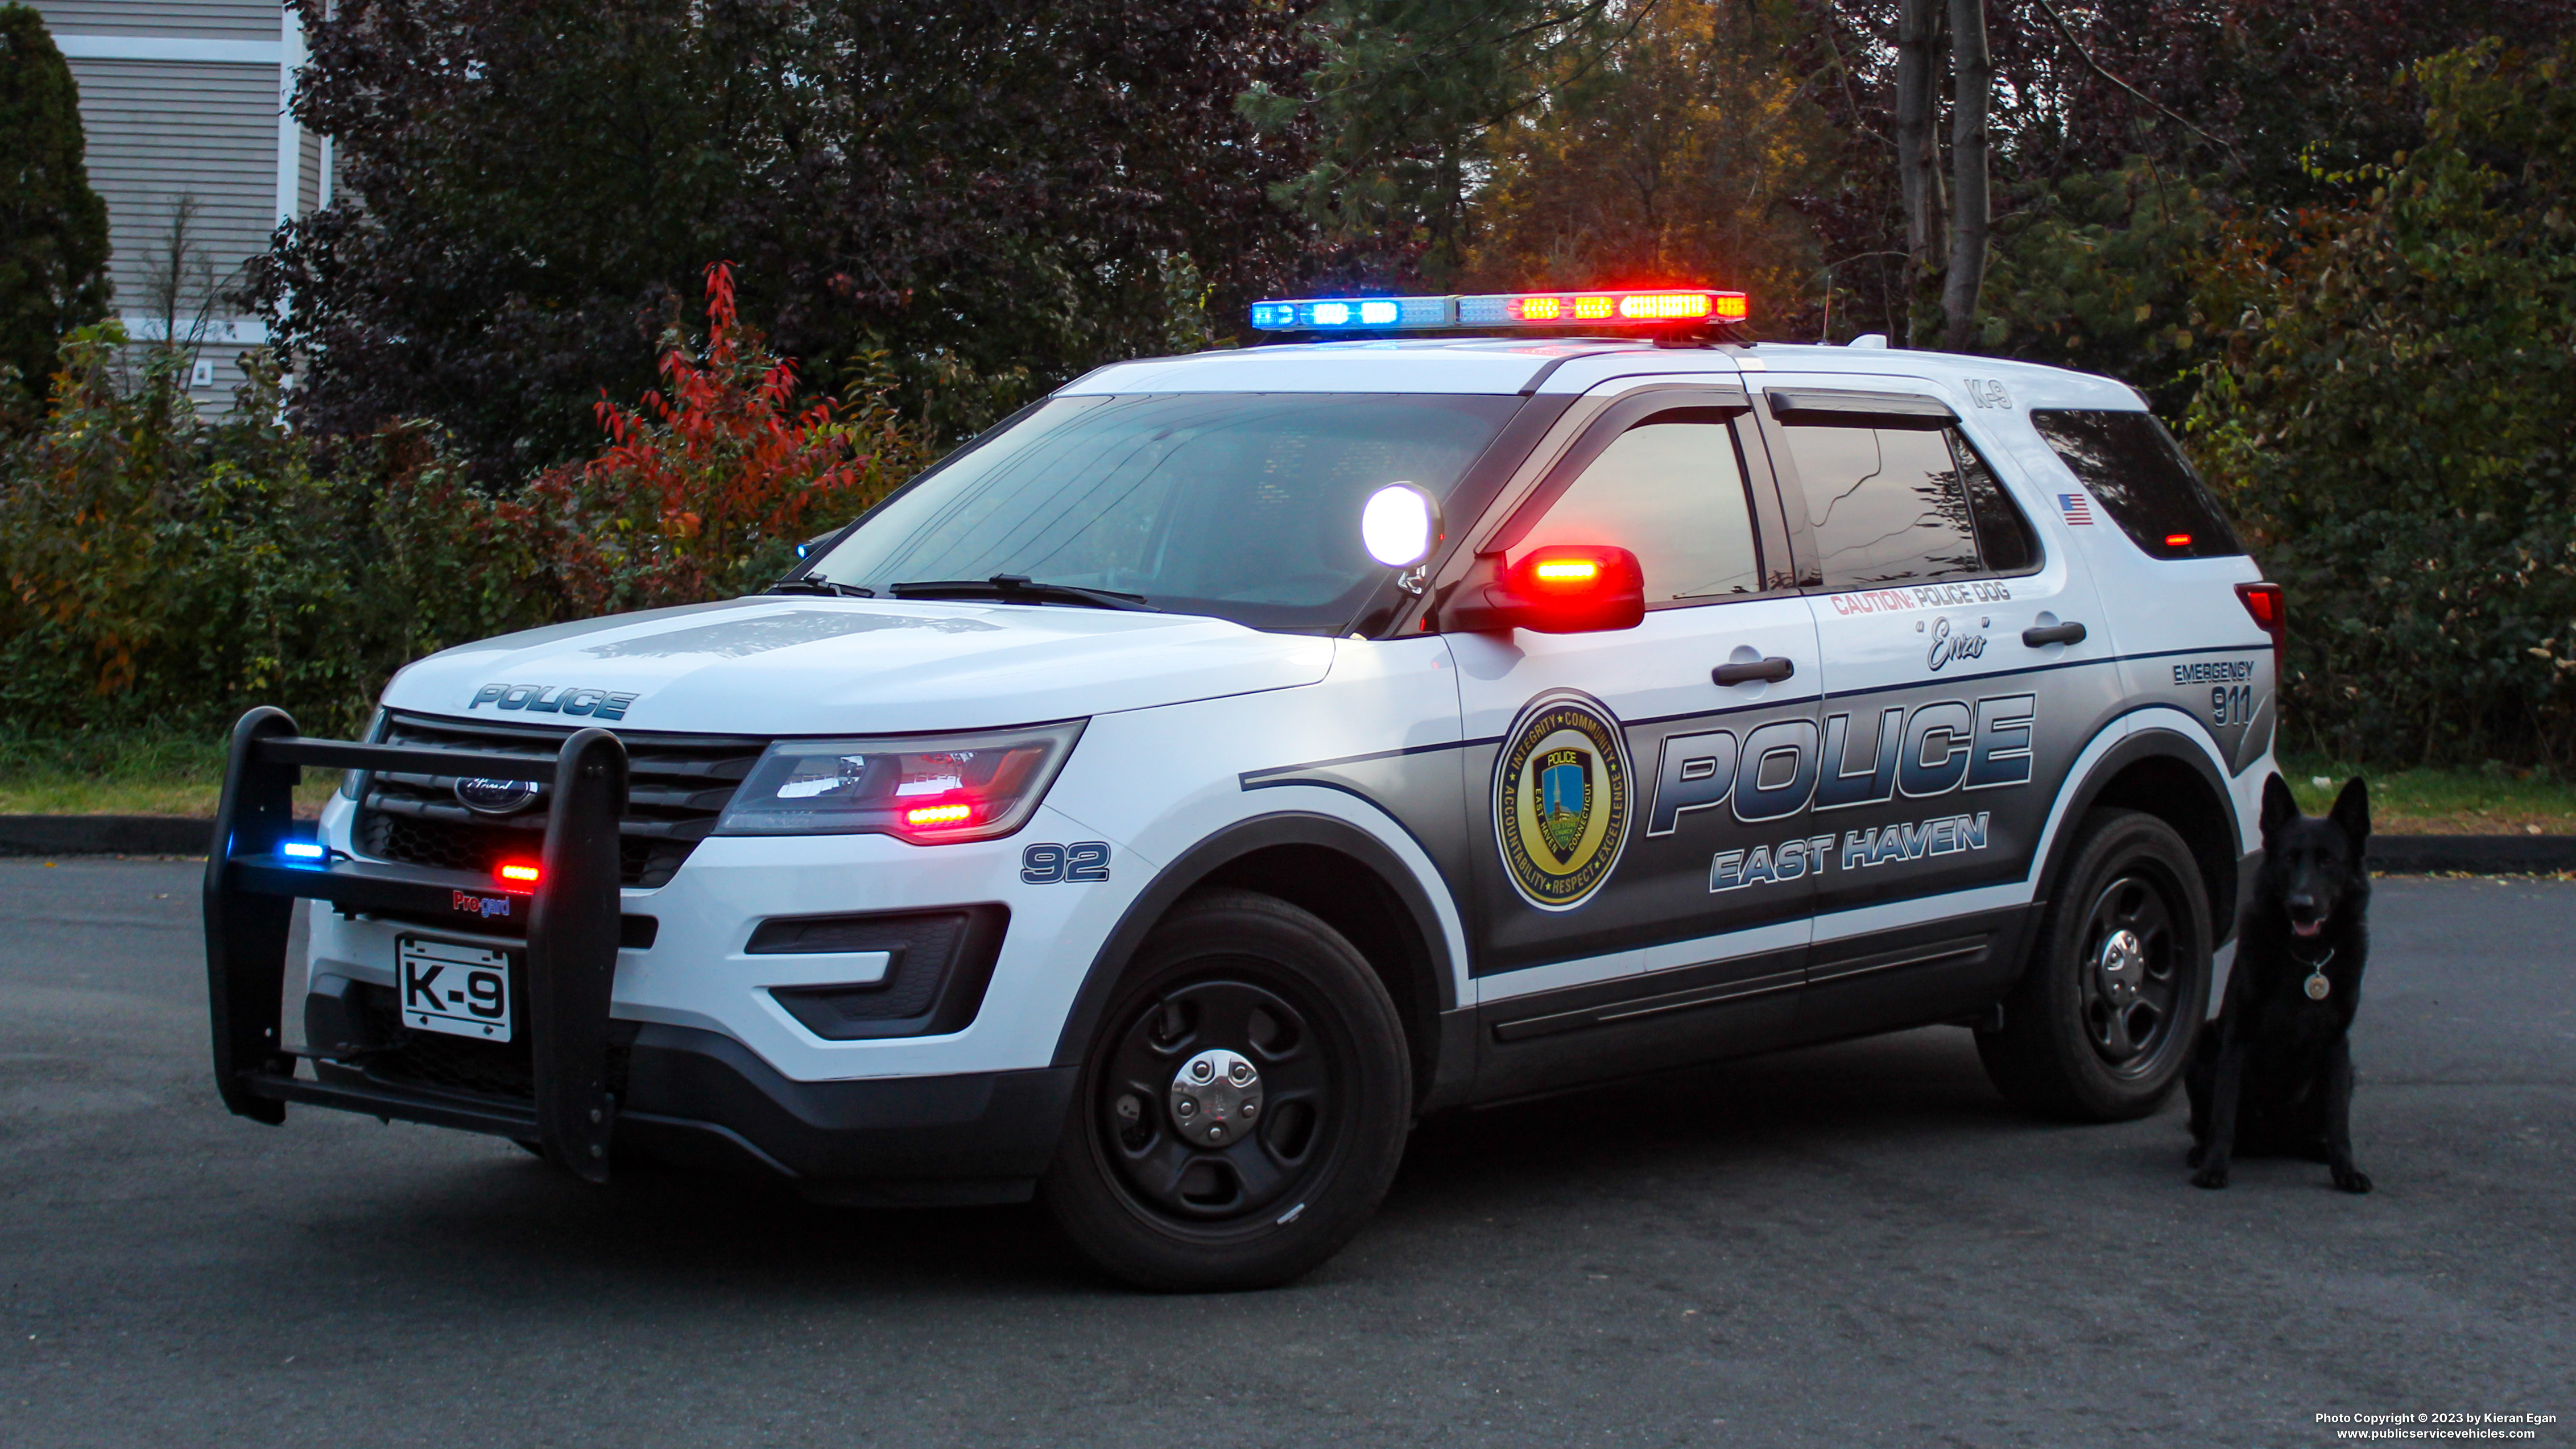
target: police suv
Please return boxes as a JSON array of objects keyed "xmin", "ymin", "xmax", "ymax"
[{"xmin": 202, "ymin": 288, "xmax": 2280, "ymax": 1290}]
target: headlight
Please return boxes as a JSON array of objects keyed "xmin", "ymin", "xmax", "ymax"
[{"xmin": 714, "ymin": 721, "xmax": 1086, "ymax": 842}]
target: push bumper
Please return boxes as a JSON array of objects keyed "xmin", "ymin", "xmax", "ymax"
[{"xmin": 207, "ymin": 706, "xmax": 1073, "ymax": 1203}]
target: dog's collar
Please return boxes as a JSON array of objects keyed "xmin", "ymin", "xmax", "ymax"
[{"xmin": 2289, "ymin": 946, "xmax": 2336, "ymax": 971}]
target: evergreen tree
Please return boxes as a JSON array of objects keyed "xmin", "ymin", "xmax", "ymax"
[{"xmin": 0, "ymin": 3, "xmax": 111, "ymax": 421}]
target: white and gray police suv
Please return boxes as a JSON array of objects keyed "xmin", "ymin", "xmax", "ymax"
[{"xmin": 202, "ymin": 287, "xmax": 2282, "ymax": 1290}]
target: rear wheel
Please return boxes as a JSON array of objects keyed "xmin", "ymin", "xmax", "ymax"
[
  {"xmin": 1978, "ymin": 809, "xmax": 2212, "ymax": 1121},
  {"xmin": 1040, "ymin": 888, "xmax": 1411, "ymax": 1291}
]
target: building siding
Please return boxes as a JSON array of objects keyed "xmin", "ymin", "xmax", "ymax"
[
  {"xmin": 30, "ymin": 2, "xmax": 308, "ymax": 412},
  {"xmin": 31, "ymin": 0, "xmax": 284, "ymax": 43},
  {"xmin": 64, "ymin": 57, "xmax": 278, "ymax": 310}
]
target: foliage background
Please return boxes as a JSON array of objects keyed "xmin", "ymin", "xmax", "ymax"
[
  {"xmin": 0, "ymin": 266, "xmax": 927, "ymax": 741},
  {"xmin": 2, "ymin": 0, "xmax": 2574, "ymax": 774}
]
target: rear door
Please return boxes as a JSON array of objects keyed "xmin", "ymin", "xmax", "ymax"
[
  {"xmin": 1750, "ymin": 379, "xmax": 2122, "ymax": 1033},
  {"xmin": 1444, "ymin": 383, "xmax": 1822, "ymax": 1092}
]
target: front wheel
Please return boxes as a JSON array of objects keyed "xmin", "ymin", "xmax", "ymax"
[
  {"xmin": 1040, "ymin": 888, "xmax": 1412, "ymax": 1291},
  {"xmin": 1978, "ymin": 809, "xmax": 2212, "ymax": 1121}
]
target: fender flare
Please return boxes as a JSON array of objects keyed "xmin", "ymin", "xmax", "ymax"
[
  {"xmin": 1047, "ymin": 811, "xmax": 1462, "ymax": 1069},
  {"xmin": 2028, "ymin": 724, "xmax": 2250, "ymax": 964}
]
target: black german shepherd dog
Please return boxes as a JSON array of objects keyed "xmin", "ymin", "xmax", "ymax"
[{"xmin": 2185, "ymin": 775, "xmax": 2374, "ymax": 1193}]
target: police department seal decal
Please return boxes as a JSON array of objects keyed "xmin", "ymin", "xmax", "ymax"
[{"xmin": 1494, "ymin": 693, "xmax": 1633, "ymax": 910}]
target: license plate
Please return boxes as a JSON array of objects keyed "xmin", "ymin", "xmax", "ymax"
[{"xmin": 396, "ymin": 936, "xmax": 514, "ymax": 1042}]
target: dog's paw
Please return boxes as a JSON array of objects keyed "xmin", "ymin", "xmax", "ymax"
[
  {"xmin": 2186, "ymin": 1143, "xmax": 2207, "ymax": 1169},
  {"xmin": 2189, "ymin": 1165, "xmax": 2230, "ymax": 1190},
  {"xmin": 2333, "ymin": 1167, "xmax": 2374, "ymax": 1195}
]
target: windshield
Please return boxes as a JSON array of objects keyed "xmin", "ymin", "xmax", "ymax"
[{"xmin": 807, "ymin": 392, "xmax": 1524, "ymax": 632}]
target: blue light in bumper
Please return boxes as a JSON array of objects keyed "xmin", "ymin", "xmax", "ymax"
[{"xmin": 280, "ymin": 841, "xmax": 324, "ymax": 860}]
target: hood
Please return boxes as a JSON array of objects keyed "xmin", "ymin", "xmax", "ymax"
[{"xmin": 383, "ymin": 597, "xmax": 1337, "ymax": 735}]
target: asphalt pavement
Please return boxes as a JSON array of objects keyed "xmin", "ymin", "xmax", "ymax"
[{"xmin": 1, "ymin": 859, "xmax": 2568, "ymax": 1448}]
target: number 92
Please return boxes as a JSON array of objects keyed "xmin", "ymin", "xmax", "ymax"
[{"xmin": 1022, "ymin": 841, "xmax": 1111, "ymax": 884}]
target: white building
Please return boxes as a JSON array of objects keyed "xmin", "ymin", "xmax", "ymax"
[{"xmin": 31, "ymin": 0, "xmax": 326, "ymax": 408}]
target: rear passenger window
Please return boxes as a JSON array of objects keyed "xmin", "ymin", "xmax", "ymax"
[
  {"xmin": 1521, "ymin": 420, "xmax": 1764, "ymax": 601},
  {"xmin": 2029, "ymin": 409, "xmax": 2244, "ymax": 558},
  {"xmin": 1781, "ymin": 424, "xmax": 2033, "ymax": 587}
]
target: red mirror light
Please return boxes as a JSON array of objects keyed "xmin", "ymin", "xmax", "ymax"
[{"xmin": 1443, "ymin": 545, "xmax": 1647, "ymax": 635}]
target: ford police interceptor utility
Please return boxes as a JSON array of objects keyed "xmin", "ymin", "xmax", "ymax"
[{"xmin": 203, "ymin": 287, "xmax": 2280, "ymax": 1290}]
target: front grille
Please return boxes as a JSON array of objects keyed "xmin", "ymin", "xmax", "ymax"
[{"xmin": 353, "ymin": 712, "xmax": 767, "ymax": 888}]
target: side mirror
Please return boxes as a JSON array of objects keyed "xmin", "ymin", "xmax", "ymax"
[{"xmin": 1442, "ymin": 545, "xmax": 1646, "ymax": 635}]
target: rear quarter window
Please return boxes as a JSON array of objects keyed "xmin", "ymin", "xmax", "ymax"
[{"xmin": 2028, "ymin": 409, "xmax": 2244, "ymax": 559}]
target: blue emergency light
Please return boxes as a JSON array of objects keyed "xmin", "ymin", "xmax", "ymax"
[{"xmin": 1250, "ymin": 288, "xmax": 1747, "ymax": 333}]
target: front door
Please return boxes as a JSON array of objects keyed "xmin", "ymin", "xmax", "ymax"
[{"xmin": 1445, "ymin": 387, "xmax": 1824, "ymax": 1091}]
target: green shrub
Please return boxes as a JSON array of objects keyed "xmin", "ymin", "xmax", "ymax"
[
  {"xmin": 0, "ymin": 266, "xmax": 929, "ymax": 744},
  {"xmin": 2184, "ymin": 40, "xmax": 2576, "ymax": 768}
]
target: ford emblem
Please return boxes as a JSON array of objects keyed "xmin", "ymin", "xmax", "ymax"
[{"xmin": 455, "ymin": 777, "xmax": 540, "ymax": 814}]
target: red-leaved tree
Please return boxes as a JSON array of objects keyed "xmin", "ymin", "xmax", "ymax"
[{"xmin": 531, "ymin": 261, "xmax": 931, "ymax": 616}]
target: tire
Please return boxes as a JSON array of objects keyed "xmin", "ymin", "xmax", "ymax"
[
  {"xmin": 1040, "ymin": 887, "xmax": 1412, "ymax": 1291},
  {"xmin": 1978, "ymin": 809, "xmax": 2213, "ymax": 1121}
]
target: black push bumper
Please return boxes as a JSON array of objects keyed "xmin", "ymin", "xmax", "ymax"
[{"xmin": 205, "ymin": 706, "xmax": 1071, "ymax": 1202}]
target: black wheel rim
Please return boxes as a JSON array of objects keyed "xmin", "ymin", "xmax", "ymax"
[
  {"xmin": 1095, "ymin": 971, "xmax": 1346, "ymax": 1229},
  {"xmin": 2076, "ymin": 871, "xmax": 2185, "ymax": 1077}
]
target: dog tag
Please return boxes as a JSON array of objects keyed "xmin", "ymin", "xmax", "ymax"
[{"xmin": 2304, "ymin": 970, "xmax": 2331, "ymax": 1001}]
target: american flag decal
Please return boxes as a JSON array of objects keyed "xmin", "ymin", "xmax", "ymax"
[{"xmin": 2058, "ymin": 492, "xmax": 2094, "ymax": 525}]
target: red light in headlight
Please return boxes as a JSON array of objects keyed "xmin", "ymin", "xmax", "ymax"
[{"xmin": 904, "ymin": 803, "xmax": 974, "ymax": 827}]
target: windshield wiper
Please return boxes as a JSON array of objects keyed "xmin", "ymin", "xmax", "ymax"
[
  {"xmin": 766, "ymin": 573, "xmax": 874, "ymax": 598},
  {"xmin": 888, "ymin": 574, "xmax": 1160, "ymax": 612}
]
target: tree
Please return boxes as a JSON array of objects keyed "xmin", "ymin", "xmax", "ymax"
[
  {"xmin": 1453, "ymin": 0, "xmax": 1834, "ymax": 323},
  {"xmin": 0, "ymin": 3, "xmax": 110, "ymax": 424},
  {"xmin": 255, "ymin": 0, "xmax": 1318, "ymax": 481},
  {"xmin": 1243, "ymin": 0, "xmax": 1639, "ymax": 285},
  {"xmin": 1793, "ymin": 0, "xmax": 2576, "ymax": 352},
  {"xmin": 2185, "ymin": 40, "xmax": 2576, "ymax": 766}
]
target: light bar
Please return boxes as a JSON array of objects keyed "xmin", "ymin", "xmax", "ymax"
[
  {"xmin": 1250, "ymin": 289, "xmax": 1748, "ymax": 333},
  {"xmin": 280, "ymin": 841, "xmax": 325, "ymax": 861}
]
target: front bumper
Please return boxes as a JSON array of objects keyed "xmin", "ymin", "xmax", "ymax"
[{"xmin": 301, "ymin": 971, "xmax": 1072, "ymax": 1202}]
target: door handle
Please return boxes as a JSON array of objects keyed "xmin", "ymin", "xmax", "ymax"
[
  {"xmin": 1712, "ymin": 656, "xmax": 1796, "ymax": 686},
  {"xmin": 2021, "ymin": 622, "xmax": 2087, "ymax": 647}
]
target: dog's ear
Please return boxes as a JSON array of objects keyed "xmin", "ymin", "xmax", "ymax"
[
  {"xmin": 2330, "ymin": 776, "xmax": 2371, "ymax": 846},
  {"xmin": 2260, "ymin": 773, "xmax": 2301, "ymax": 839}
]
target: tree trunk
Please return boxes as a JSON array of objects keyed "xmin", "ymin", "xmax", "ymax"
[
  {"xmin": 1895, "ymin": 0, "xmax": 1945, "ymax": 346},
  {"xmin": 1942, "ymin": 0, "xmax": 1992, "ymax": 352}
]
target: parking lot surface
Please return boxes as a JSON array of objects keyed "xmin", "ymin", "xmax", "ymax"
[{"xmin": 1, "ymin": 859, "xmax": 2568, "ymax": 1447}]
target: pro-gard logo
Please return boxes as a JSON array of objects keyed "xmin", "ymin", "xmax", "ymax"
[{"xmin": 1494, "ymin": 693, "xmax": 1633, "ymax": 912}]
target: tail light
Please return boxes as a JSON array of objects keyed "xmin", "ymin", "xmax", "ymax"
[{"xmin": 2236, "ymin": 582, "xmax": 2285, "ymax": 655}]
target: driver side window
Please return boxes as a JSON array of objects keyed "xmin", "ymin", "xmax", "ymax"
[{"xmin": 1521, "ymin": 420, "xmax": 1764, "ymax": 602}]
